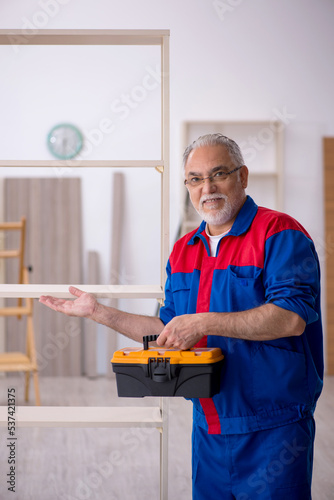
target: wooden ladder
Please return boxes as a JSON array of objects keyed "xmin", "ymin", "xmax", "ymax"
[{"xmin": 0, "ymin": 217, "xmax": 40, "ymax": 405}]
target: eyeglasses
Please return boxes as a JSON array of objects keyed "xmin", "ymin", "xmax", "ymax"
[{"xmin": 184, "ymin": 166, "xmax": 243, "ymax": 188}]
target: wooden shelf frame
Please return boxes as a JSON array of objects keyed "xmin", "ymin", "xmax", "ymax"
[
  {"xmin": 0, "ymin": 29, "xmax": 170, "ymax": 300},
  {"xmin": 0, "ymin": 398, "xmax": 169, "ymax": 499},
  {"xmin": 0, "ymin": 284, "xmax": 165, "ymax": 299},
  {"xmin": 0, "ymin": 29, "xmax": 170, "ymax": 500},
  {"xmin": 0, "ymin": 160, "xmax": 165, "ymax": 168},
  {"xmin": 0, "ymin": 403, "xmax": 164, "ymax": 428},
  {"xmin": 0, "ymin": 29, "xmax": 170, "ymax": 46}
]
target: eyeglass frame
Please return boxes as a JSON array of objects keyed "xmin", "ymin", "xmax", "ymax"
[{"xmin": 184, "ymin": 165, "xmax": 244, "ymax": 187}]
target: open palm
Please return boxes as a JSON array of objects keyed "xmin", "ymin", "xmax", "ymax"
[{"xmin": 39, "ymin": 286, "xmax": 97, "ymax": 318}]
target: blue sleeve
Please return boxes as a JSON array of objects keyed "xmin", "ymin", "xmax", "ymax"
[
  {"xmin": 159, "ymin": 259, "xmax": 175, "ymax": 325},
  {"xmin": 263, "ymin": 229, "xmax": 320, "ymax": 325}
]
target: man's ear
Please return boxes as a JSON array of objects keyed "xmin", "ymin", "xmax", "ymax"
[{"xmin": 240, "ymin": 165, "xmax": 249, "ymax": 189}]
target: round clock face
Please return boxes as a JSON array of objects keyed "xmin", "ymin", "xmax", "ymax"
[{"xmin": 47, "ymin": 123, "xmax": 83, "ymax": 160}]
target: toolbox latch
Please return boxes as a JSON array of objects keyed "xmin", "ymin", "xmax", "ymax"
[{"xmin": 148, "ymin": 357, "xmax": 171, "ymax": 383}]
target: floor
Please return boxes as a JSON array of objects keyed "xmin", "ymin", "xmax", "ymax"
[{"xmin": 0, "ymin": 375, "xmax": 333, "ymax": 500}]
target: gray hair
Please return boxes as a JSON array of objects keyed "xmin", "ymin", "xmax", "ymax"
[{"xmin": 182, "ymin": 133, "xmax": 245, "ymax": 173}]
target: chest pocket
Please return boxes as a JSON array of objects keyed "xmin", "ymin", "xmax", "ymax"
[
  {"xmin": 229, "ymin": 265, "xmax": 265, "ymax": 309},
  {"xmin": 170, "ymin": 272, "xmax": 193, "ymax": 315},
  {"xmin": 210, "ymin": 265, "xmax": 265, "ymax": 312}
]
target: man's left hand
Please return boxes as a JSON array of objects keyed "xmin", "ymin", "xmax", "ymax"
[{"xmin": 156, "ymin": 314, "xmax": 205, "ymax": 350}]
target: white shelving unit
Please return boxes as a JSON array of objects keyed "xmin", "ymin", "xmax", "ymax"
[
  {"xmin": 0, "ymin": 29, "xmax": 170, "ymax": 500},
  {"xmin": 180, "ymin": 120, "xmax": 284, "ymax": 235}
]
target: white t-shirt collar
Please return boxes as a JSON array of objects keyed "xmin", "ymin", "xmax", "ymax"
[{"xmin": 205, "ymin": 225, "xmax": 230, "ymax": 257}]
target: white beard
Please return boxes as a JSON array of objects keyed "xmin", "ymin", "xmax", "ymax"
[{"xmin": 196, "ymin": 188, "xmax": 244, "ymax": 227}]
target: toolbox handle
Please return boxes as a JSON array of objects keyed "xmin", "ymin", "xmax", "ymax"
[{"xmin": 143, "ymin": 334, "xmax": 159, "ymax": 350}]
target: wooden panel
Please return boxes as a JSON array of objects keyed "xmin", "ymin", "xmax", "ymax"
[
  {"xmin": 324, "ymin": 137, "xmax": 334, "ymax": 374},
  {"xmin": 108, "ymin": 173, "xmax": 124, "ymax": 377},
  {"xmin": 4, "ymin": 178, "xmax": 83, "ymax": 376}
]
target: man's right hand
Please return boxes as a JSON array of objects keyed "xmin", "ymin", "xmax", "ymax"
[
  {"xmin": 40, "ymin": 285, "xmax": 165, "ymax": 343},
  {"xmin": 39, "ymin": 286, "xmax": 98, "ymax": 319}
]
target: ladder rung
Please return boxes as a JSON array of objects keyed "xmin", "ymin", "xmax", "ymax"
[
  {"xmin": 0, "ymin": 306, "xmax": 31, "ymax": 316},
  {"xmin": 0, "ymin": 250, "xmax": 20, "ymax": 258},
  {"xmin": 0, "ymin": 222, "xmax": 24, "ymax": 230}
]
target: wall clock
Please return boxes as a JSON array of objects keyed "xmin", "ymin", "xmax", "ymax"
[{"xmin": 47, "ymin": 123, "xmax": 83, "ymax": 160}]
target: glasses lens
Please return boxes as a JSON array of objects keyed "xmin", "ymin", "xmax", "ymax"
[
  {"xmin": 213, "ymin": 171, "xmax": 228, "ymax": 182},
  {"xmin": 185, "ymin": 168, "xmax": 239, "ymax": 187}
]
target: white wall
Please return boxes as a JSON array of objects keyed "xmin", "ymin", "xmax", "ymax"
[{"xmin": 1, "ymin": 0, "xmax": 333, "ymax": 367}]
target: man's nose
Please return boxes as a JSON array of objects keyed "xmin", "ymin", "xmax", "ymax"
[{"xmin": 201, "ymin": 176, "xmax": 217, "ymax": 193}]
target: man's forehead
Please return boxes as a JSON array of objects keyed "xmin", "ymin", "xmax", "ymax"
[{"xmin": 186, "ymin": 144, "xmax": 232, "ymax": 169}]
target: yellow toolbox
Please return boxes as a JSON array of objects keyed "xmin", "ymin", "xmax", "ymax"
[{"xmin": 111, "ymin": 335, "xmax": 224, "ymax": 398}]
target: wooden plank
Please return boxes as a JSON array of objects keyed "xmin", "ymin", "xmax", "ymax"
[
  {"xmin": 110, "ymin": 173, "xmax": 124, "ymax": 289},
  {"xmin": 326, "ymin": 362, "xmax": 334, "ymax": 373},
  {"xmin": 324, "ymin": 209, "xmax": 334, "ymax": 219},
  {"xmin": 323, "ymin": 229, "xmax": 334, "ymax": 239},
  {"xmin": 323, "ymin": 137, "xmax": 334, "ymax": 164},
  {"xmin": 324, "ymin": 188, "xmax": 334, "ymax": 199},
  {"xmin": 0, "ymin": 406, "xmax": 162, "ymax": 428},
  {"xmin": 0, "ymin": 160, "xmax": 164, "ymax": 168},
  {"xmin": 0, "ymin": 284, "xmax": 164, "ymax": 299},
  {"xmin": 324, "ymin": 178, "xmax": 334, "ymax": 188},
  {"xmin": 323, "ymin": 201, "xmax": 334, "ymax": 210},
  {"xmin": 0, "ymin": 29, "xmax": 169, "ymax": 46},
  {"xmin": 161, "ymin": 33, "xmax": 170, "ymax": 293},
  {"xmin": 324, "ymin": 137, "xmax": 334, "ymax": 375},
  {"xmin": 107, "ymin": 173, "xmax": 124, "ymax": 377}
]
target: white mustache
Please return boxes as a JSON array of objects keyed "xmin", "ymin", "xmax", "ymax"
[{"xmin": 199, "ymin": 193, "xmax": 227, "ymax": 208}]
